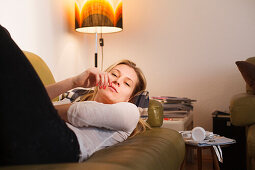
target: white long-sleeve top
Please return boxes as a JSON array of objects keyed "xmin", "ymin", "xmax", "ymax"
[{"xmin": 65, "ymin": 101, "xmax": 140, "ymax": 162}]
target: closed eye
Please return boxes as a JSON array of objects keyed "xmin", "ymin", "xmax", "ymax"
[
  {"xmin": 112, "ymin": 73, "xmax": 117, "ymax": 77},
  {"xmin": 125, "ymin": 82, "xmax": 130, "ymax": 87}
]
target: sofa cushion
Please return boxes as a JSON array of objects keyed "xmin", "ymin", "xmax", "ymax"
[{"xmin": 236, "ymin": 61, "xmax": 255, "ymax": 93}]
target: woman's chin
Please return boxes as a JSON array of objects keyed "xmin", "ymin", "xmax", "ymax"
[
  {"xmin": 96, "ymin": 90, "xmax": 116, "ymax": 104},
  {"xmin": 96, "ymin": 88, "xmax": 128, "ymax": 104}
]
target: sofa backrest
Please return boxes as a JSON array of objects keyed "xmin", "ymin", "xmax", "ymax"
[{"xmin": 245, "ymin": 57, "xmax": 255, "ymax": 94}]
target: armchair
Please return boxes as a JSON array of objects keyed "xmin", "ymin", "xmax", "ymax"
[{"xmin": 230, "ymin": 57, "xmax": 255, "ymax": 170}]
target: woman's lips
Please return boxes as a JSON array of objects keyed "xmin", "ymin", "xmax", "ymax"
[{"xmin": 108, "ymin": 85, "xmax": 118, "ymax": 93}]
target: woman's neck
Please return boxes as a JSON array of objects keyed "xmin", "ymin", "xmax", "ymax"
[{"xmin": 93, "ymin": 94, "xmax": 112, "ymax": 104}]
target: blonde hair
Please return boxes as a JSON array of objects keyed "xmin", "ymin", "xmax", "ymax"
[{"xmin": 80, "ymin": 59, "xmax": 151, "ymax": 138}]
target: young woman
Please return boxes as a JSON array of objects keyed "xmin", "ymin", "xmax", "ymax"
[{"xmin": 0, "ymin": 25, "xmax": 149, "ymax": 165}]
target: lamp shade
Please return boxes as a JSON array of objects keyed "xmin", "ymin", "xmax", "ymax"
[{"xmin": 75, "ymin": 0, "xmax": 123, "ymax": 33}]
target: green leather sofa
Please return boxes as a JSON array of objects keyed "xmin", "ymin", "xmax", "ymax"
[
  {"xmin": 0, "ymin": 51, "xmax": 185, "ymax": 170},
  {"xmin": 230, "ymin": 57, "xmax": 255, "ymax": 170}
]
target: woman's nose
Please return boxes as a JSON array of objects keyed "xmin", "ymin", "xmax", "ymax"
[{"xmin": 112, "ymin": 80, "xmax": 120, "ymax": 87}]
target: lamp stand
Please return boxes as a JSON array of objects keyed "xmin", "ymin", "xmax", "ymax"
[
  {"xmin": 95, "ymin": 53, "xmax": 97, "ymax": 67},
  {"xmin": 95, "ymin": 33, "xmax": 98, "ymax": 67},
  {"xmin": 94, "ymin": 33, "xmax": 104, "ymax": 70}
]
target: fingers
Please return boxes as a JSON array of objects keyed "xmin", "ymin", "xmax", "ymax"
[
  {"xmin": 107, "ymin": 73, "xmax": 112, "ymax": 86},
  {"xmin": 97, "ymin": 72, "xmax": 111, "ymax": 89},
  {"xmin": 80, "ymin": 67, "xmax": 112, "ymax": 88},
  {"xmin": 103, "ymin": 73, "xmax": 108, "ymax": 89},
  {"xmin": 99, "ymin": 73, "xmax": 104, "ymax": 89},
  {"xmin": 95, "ymin": 73, "xmax": 100, "ymax": 87}
]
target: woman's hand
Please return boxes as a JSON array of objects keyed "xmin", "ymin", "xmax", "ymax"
[
  {"xmin": 46, "ymin": 67, "xmax": 111, "ymax": 99},
  {"xmin": 72, "ymin": 67, "xmax": 112, "ymax": 89}
]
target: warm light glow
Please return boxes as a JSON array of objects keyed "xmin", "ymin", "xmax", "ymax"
[
  {"xmin": 76, "ymin": 26, "xmax": 122, "ymax": 33},
  {"xmin": 75, "ymin": 0, "xmax": 123, "ymax": 33}
]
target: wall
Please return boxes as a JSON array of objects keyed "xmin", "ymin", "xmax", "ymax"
[
  {"xmin": 0, "ymin": 0, "xmax": 93, "ymax": 80},
  {"xmin": 1, "ymin": 0, "xmax": 255, "ymax": 130},
  {"xmin": 99, "ymin": 0, "xmax": 255, "ymax": 130}
]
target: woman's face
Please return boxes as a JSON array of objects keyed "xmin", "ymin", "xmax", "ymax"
[{"xmin": 94, "ymin": 64, "xmax": 138, "ymax": 104}]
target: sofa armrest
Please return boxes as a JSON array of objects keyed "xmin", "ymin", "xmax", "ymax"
[
  {"xmin": 23, "ymin": 51, "xmax": 58, "ymax": 102},
  {"xmin": 230, "ymin": 93, "xmax": 255, "ymax": 126},
  {"xmin": 0, "ymin": 128, "xmax": 185, "ymax": 170},
  {"xmin": 85, "ymin": 128, "xmax": 185, "ymax": 170}
]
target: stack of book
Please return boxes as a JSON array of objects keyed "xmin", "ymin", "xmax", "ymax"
[{"xmin": 151, "ymin": 96, "xmax": 196, "ymax": 120}]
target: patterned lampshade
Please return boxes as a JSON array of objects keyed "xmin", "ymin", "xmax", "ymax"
[{"xmin": 75, "ymin": 0, "xmax": 123, "ymax": 33}]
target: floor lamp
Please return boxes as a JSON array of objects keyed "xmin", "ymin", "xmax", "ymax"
[{"xmin": 75, "ymin": 0, "xmax": 123, "ymax": 69}]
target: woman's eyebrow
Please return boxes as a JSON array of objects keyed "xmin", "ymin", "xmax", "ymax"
[
  {"xmin": 112, "ymin": 68, "xmax": 134, "ymax": 83},
  {"xmin": 112, "ymin": 69, "xmax": 120, "ymax": 74}
]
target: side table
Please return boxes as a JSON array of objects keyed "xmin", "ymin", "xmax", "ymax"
[
  {"xmin": 181, "ymin": 144, "xmax": 220, "ymax": 170},
  {"xmin": 180, "ymin": 135, "xmax": 235, "ymax": 170}
]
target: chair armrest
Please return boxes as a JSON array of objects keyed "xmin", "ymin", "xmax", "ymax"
[
  {"xmin": 247, "ymin": 124, "xmax": 255, "ymax": 158},
  {"xmin": 230, "ymin": 93, "xmax": 255, "ymax": 126}
]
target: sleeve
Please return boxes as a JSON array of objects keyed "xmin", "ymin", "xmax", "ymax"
[{"xmin": 67, "ymin": 101, "xmax": 140, "ymax": 133}]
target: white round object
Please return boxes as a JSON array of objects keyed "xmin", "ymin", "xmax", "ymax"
[{"xmin": 191, "ymin": 127, "xmax": 206, "ymax": 141}]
